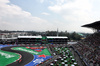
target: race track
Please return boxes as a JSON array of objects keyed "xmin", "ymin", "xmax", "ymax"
[{"xmin": 1, "ymin": 46, "xmax": 34, "ymax": 66}]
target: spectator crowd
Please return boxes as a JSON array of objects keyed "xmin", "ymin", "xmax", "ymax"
[{"xmin": 73, "ymin": 32, "xmax": 100, "ymax": 66}]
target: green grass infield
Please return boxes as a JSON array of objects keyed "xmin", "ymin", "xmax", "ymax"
[{"xmin": 0, "ymin": 50, "xmax": 20, "ymax": 66}]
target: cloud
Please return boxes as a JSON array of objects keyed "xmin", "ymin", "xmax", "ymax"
[
  {"xmin": 0, "ymin": 0, "xmax": 53, "ymax": 31},
  {"xmin": 41, "ymin": 12, "xmax": 50, "ymax": 15},
  {"xmin": 55, "ymin": 0, "xmax": 65, "ymax": 5},
  {"xmin": 48, "ymin": 0, "xmax": 96, "ymax": 33},
  {"xmin": 48, "ymin": 0, "xmax": 93, "ymax": 19},
  {"xmin": 40, "ymin": 0, "xmax": 45, "ymax": 3},
  {"xmin": 0, "ymin": 0, "xmax": 96, "ymax": 33}
]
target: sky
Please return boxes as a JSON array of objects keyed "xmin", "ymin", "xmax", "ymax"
[{"xmin": 0, "ymin": 0, "xmax": 100, "ymax": 33}]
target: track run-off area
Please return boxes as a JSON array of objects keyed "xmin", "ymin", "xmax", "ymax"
[{"xmin": 0, "ymin": 45, "xmax": 52, "ymax": 66}]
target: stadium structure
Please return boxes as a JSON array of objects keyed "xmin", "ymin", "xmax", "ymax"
[
  {"xmin": 0, "ymin": 21, "xmax": 100, "ymax": 66},
  {"xmin": 71, "ymin": 21, "xmax": 100, "ymax": 66}
]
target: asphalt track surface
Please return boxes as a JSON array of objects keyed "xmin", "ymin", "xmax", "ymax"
[{"xmin": 1, "ymin": 46, "xmax": 34, "ymax": 66}]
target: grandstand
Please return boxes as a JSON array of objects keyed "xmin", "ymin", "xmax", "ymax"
[
  {"xmin": 71, "ymin": 21, "xmax": 100, "ymax": 66},
  {"xmin": 17, "ymin": 36, "xmax": 68, "ymax": 44}
]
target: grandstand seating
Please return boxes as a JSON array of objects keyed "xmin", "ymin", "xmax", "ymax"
[{"xmin": 72, "ymin": 32, "xmax": 100, "ymax": 66}]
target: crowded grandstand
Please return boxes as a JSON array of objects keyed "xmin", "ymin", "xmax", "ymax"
[{"xmin": 72, "ymin": 21, "xmax": 100, "ymax": 66}]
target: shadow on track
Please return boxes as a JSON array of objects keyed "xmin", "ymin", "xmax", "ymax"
[{"xmin": 1, "ymin": 46, "xmax": 34, "ymax": 66}]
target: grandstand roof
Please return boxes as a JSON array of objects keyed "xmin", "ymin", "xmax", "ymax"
[
  {"xmin": 82, "ymin": 21, "xmax": 100, "ymax": 30},
  {"xmin": 47, "ymin": 36, "xmax": 68, "ymax": 38},
  {"xmin": 18, "ymin": 36, "xmax": 42, "ymax": 38},
  {"xmin": 0, "ymin": 37, "xmax": 17, "ymax": 39},
  {"xmin": 18, "ymin": 36, "xmax": 68, "ymax": 38}
]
